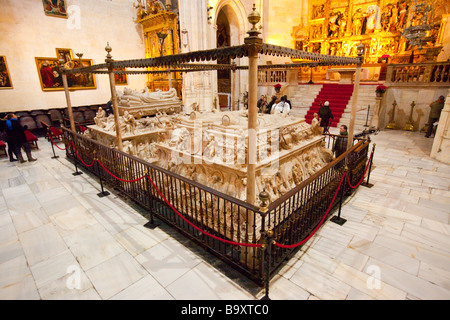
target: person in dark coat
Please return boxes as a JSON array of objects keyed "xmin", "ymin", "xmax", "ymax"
[
  {"xmin": 267, "ymin": 96, "xmax": 277, "ymax": 114},
  {"xmin": 318, "ymin": 101, "xmax": 334, "ymax": 132},
  {"xmin": 425, "ymin": 95, "xmax": 445, "ymax": 138},
  {"xmin": 5, "ymin": 113, "xmax": 37, "ymax": 163},
  {"xmin": 333, "ymin": 125, "xmax": 348, "ymax": 158},
  {"xmin": 0, "ymin": 117, "xmax": 17, "ymax": 162}
]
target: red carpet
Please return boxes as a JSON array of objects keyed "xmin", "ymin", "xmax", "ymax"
[{"xmin": 304, "ymin": 84, "xmax": 354, "ymax": 127}]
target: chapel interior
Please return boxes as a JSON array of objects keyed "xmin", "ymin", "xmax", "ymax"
[{"xmin": 0, "ymin": 0, "xmax": 449, "ymax": 301}]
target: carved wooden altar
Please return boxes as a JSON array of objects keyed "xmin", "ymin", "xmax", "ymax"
[
  {"xmin": 293, "ymin": 0, "xmax": 447, "ymax": 65},
  {"xmin": 136, "ymin": 1, "xmax": 182, "ymax": 96}
]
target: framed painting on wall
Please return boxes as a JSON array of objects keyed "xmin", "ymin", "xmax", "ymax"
[
  {"xmin": 42, "ymin": 0, "xmax": 68, "ymax": 19},
  {"xmin": 114, "ymin": 68, "xmax": 128, "ymax": 86},
  {"xmin": 35, "ymin": 57, "xmax": 97, "ymax": 91},
  {"xmin": 55, "ymin": 48, "xmax": 73, "ymax": 67},
  {"xmin": 0, "ymin": 56, "xmax": 13, "ymax": 89}
]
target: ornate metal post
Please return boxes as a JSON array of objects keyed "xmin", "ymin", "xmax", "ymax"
[
  {"xmin": 244, "ymin": 4, "xmax": 263, "ymax": 206},
  {"xmin": 347, "ymin": 43, "xmax": 364, "ymax": 151},
  {"xmin": 105, "ymin": 43, "xmax": 124, "ymax": 151}
]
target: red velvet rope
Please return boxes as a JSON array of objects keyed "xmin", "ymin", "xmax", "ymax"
[
  {"xmin": 346, "ymin": 150, "xmax": 374, "ymax": 189},
  {"xmin": 273, "ymin": 172, "xmax": 347, "ymax": 249},
  {"xmin": 96, "ymin": 160, "xmax": 146, "ymax": 183},
  {"xmin": 49, "ymin": 134, "xmax": 365, "ymax": 250},
  {"xmin": 146, "ymin": 175, "xmax": 262, "ymax": 248},
  {"xmin": 48, "ymin": 133, "xmax": 70, "ymax": 151}
]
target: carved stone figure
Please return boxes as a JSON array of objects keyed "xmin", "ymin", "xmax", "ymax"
[
  {"xmin": 123, "ymin": 111, "xmax": 136, "ymax": 135},
  {"xmin": 94, "ymin": 107, "xmax": 107, "ymax": 128}
]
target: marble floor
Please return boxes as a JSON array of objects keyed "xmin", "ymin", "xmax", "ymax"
[{"xmin": 0, "ymin": 129, "xmax": 449, "ymax": 300}]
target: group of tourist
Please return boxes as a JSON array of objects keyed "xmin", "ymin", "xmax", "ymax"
[
  {"xmin": 0, "ymin": 113, "xmax": 37, "ymax": 163},
  {"xmin": 257, "ymin": 95, "xmax": 292, "ymax": 115}
]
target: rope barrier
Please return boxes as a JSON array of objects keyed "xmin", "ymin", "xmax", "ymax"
[
  {"xmin": 346, "ymin": 150, "xmax": 374, "ymax": 189},
  {"xmin": 273, "ymin": 171, "xmax": 347, "ymax": 249},
  {"xmin": 146, "ymin": 176, "xmax": 262, "ymax": 248},
  {"xmin": 48, "ymin": 132, "xmax": 369, "ymax": 250},
  {"xmin": 96, "ymin": 160, "xmax": 147, "ymax": 183},
  {"xmin": 70, "ymin": 141, "xmax": 96, "ymax": 167},
  {"xmin": 47, "ymin": 133, "xmax": 70, "ymax": 151}
]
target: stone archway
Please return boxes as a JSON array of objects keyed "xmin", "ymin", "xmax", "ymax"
[{"xmin": 214, "ymin": 1, "xmax": 248, "ymax": 110}]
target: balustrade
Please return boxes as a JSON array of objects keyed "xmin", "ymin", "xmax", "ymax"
[{"xmin": 386, "ymin": 61, "xmax": 450, "ymax": 85}]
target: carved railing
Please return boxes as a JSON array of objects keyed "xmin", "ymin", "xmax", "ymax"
[
  {"xmin": 258, "ymin": 68, "xmax": 288, "ymax": 84},
  {"xmin": 385, "ymin": 61, "xmax": 450, "ymax": 85}
]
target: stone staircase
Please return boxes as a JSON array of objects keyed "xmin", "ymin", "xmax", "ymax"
[
  {"xmin": 288, "ymin": 83, "xmax": 378, "ymax": 133},
  {"xmin": 338, "ymin": 84, "xmax": 378, "ymax": 132}
]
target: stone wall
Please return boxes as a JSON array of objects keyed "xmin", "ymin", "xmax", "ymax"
[{"xmin": 0, "ymin": 0, "xmax": 147, "ymax": 113}]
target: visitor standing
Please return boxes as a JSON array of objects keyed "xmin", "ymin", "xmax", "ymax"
[
  {"xmin": 425, "ymin": 95, "xmax": 445, "ymax": 138},
  {"xmin": 333, "ymin": 125, "xmax": 348, "ymax": 158},
  {"xmin": 5, "ymin": 113, "xmax": 37, "ymax": 163},
  {"xmin": 319, "ymin": 101, "xmax": 334, "ymax": 133}
]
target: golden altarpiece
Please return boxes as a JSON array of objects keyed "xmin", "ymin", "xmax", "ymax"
[
  {"xmin": 292, "ymin": 0, "xmax": 448, "ymax": 81},
  {"xmin": 136, "ymin": 1, "xmax": 182, "ymax": 96}
]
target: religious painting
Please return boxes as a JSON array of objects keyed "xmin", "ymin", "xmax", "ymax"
[
  {"xmin": 55, "ymin": 48, "xmax": 73, "ymax": 67},
  {"xmin": 114, "ymin": 68, "xmax": 128, "ymax": 86},
  {"xmin": 35, "ymin": 57, "xmax": 96, "ymax": 91},
  {"xmin": 0, "ymin": 56, "xmax": 13, "ymax": 89},
  {"xmin": 42, "ymin": 0, "xmax": 68, "ymax": 18}
]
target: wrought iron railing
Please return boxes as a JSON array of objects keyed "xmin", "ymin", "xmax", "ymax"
[{"xmin": 60, "ymin": 127, "xmax": 370, "ymax": 287}]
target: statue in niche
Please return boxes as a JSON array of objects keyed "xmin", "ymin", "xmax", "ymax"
[
  {"xmin": 352, "ymin": 9, "xmax": 364, "ymax": 35},
  {"xmin": 397, "ymin": 1, "xmax": 408, "ymax": 30},
  {"xmin": 339, "ymin": 13, "xmax": 347, "ymax": 37},
  {"xmin": 312, "ymin": 4, "xmax": 325, "ymax": 19},
  {"xmin": 134, "ymin": 0, "xmax": 147, "ymax": 19},
  {"xmin": 380, "ymin": 4, "xmax": 393, "ymax": 32},
  {"xmin": 364, "ymin": 5, "xmax": 380, "ymax": 34}
]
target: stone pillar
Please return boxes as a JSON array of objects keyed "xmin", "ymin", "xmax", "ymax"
[
  {"xmin": 61, "ymin": 72, "xmax": 76, "ymax": 132},
  {"xmin": 244, "ymin": 4, "xmax": 263, "ymax": 206},
  {"xmin": 347, "ymin": 44, "xmax": 364, "ymax": 150},
  {"xmin": 431, "ymin": 92, "xmax": 450, "ymax": 164},
  {"xmin": 105, "ymin": 43, "xmax": 123, "ymax": 151}
]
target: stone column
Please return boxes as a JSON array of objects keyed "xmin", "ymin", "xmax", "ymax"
[
  {"xmin": 347, "ymin": 44, "xmax": 364, "ymax": 150},
  {"xmin": 244, "ymin": 5, "xmax": 263, "ymax": 206},
  {"xmin": 431, "ymin": 92, "xmax": 450, "ymax": 164},
  {"xmin": 105, "ymin": 43, "xmax": 123, "ymax": 151},
  {"xmin": 61, "ymin": 71, "xmax": 76, "ymax": 132}
]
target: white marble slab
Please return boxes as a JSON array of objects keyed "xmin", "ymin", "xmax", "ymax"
[
  {"xmin": 19, "ymin": 223, "xmax": 68, "ymax": 266},
  {"xmin": 10, "ymin": 207, "xmax": 50, "ymax": 234},
  {"xmin": 63, "ymin": 223, "xmax": 125, "ymax": 271},
  {"xmin": 136, "ymin": 238, "xmax": 202, "ymax": 287},
  {"xmin": 166, "ymin": 262, "xmax": 255, "ymax": 300},
  {"xmin": 114, "ymin": 225, "xmax": 169, "ymax": 257},
  {"xmin": 85, "ymin": 251, "xmax": 148, "ymax": 300},
  {"xmin": 289, "ymin": 262, "xmax": 351, "ymax": 300},
  {"xmin": 259, "ymin": 275, "xmax": 310, "ymax": 300},
  {"xmin": 366, "ymin": 257, "xmax": 450, "ymax": 300},
  {"xmin": 110, "ymin": 275, "xmax": 174, "ymax": 300}
]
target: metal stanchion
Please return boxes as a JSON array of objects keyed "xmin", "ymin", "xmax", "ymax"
[
  {"xmin": 49, "ymin": 130, "xmax": 59, "ymax": 159},
  {"xmin": 364, "ymin": 104, "xmax": 370, "ymax": 127},
  {"xmin": 72, "ymin": 143, "xmax": 83, "ymax": 176},
  {"xmin": 95, "ymin": 159, "xmax": 110, "ymax": 197},
  {"xmin": 143, "ymin": 173, "xmax": 161, "ymax": 229},
  {"xmin": 363, "ymin": 144, "xmax": 375, "ymax": 188},
  {"xmin": 260, "ymin": 229, "xmax": 273, "ymax": 301},
  {"xmin": 331, "ymin": 168, "xmax": 347, "ymax": 225}
]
